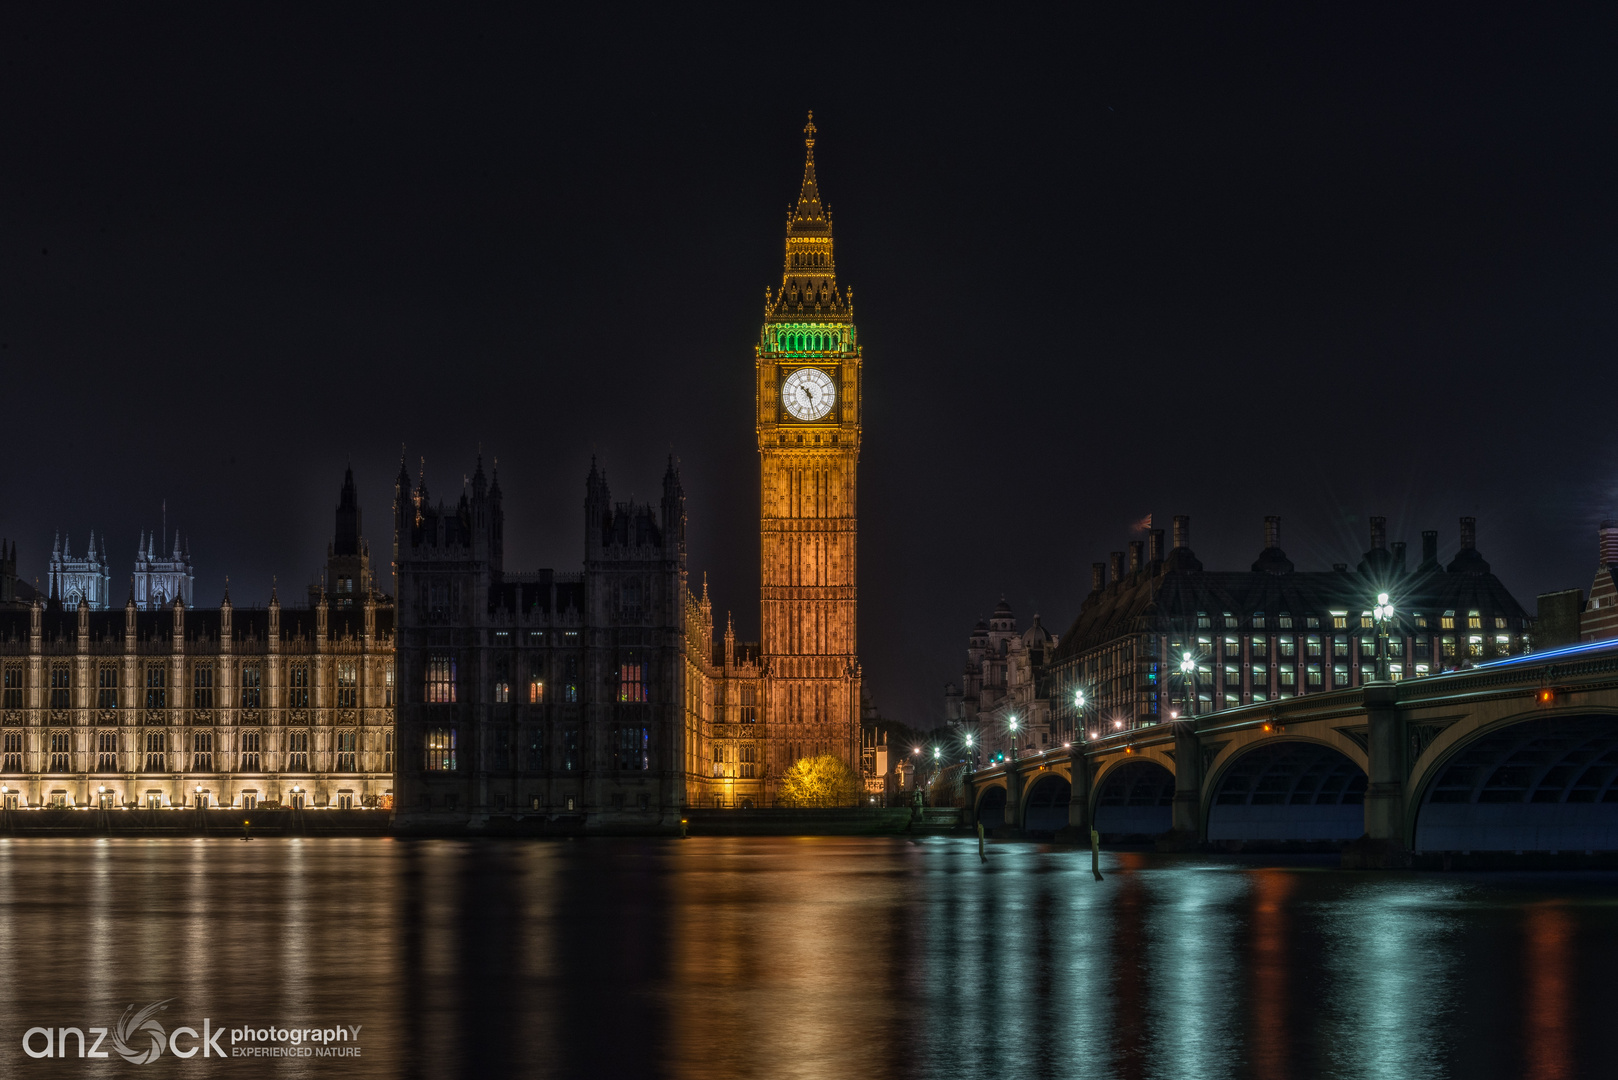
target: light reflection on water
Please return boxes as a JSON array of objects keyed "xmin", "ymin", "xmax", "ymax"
[{"xmin": 0, "ymin": 837, "xmax": 1612, "ymax": 1079}]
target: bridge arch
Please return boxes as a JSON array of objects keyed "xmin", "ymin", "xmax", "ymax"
[
  {"xmin": 1410, "ymin": 709, "xmax": 1618, "ymax": 852},
  {"xmin": 1020, "ymin": 772, "xmax": 1071, "ymax": 833},
  {"xmin": 1091, "ymin": 757, "xmax": 1175, "ymax": 838},
  {"xmin": 973, "ymin": 779, "xmax": 1009, "ymax": 829},
  {"xmin": 1203, "ymin": 738, "xmax": 1367, "ymax": 843}
]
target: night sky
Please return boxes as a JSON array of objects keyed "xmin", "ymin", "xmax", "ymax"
[{"xmin": 4, "ymin": 8, "xmax": 1617, "ymax": 725}]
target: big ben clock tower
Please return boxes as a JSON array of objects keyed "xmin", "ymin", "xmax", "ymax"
[{"xmin": 757, "ymin": 112, "xmax": 862, "ymax": 775}]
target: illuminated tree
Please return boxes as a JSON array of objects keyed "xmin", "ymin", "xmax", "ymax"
[{"xmin": 776, "ymin": 754, "xmax": 864, "ymax": 808}]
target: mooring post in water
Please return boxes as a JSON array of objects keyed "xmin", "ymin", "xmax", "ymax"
[
  {"xmin": 1090, "ymin": 828, "xmax": 1103, "ymax": 880},
  {"xmin": 680, "ymin": 817, "xmax": 688, "ymax": 840},
  {"xmin": 977, "ymin": 821, "xmax": 986, "ymax": 862}
]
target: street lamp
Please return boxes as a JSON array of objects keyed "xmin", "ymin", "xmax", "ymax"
[
  {"xmin": 1008, "ymin": 715, "xmax": 1019, "ymax": 760},
  {"xmin": 1073, "ymin": 688, "xmax": 1087, "ymax": 743},
  {"xmin": 1179, "ymin": 650, "xmax": 1198, "ymax": 721},
  {"xmin": 1373, "ymin": 591, "xmax": 1395, "ymax": 681}
]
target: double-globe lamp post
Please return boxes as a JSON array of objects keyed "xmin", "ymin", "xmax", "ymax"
[{"xmin": 1374, "ymin": 591, "xmax": 1395, "ymax": 682}]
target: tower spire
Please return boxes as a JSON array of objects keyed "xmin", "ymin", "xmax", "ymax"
[{"xmin": 767, "ymin": 110, "xmax": 847, "ymax": 323}]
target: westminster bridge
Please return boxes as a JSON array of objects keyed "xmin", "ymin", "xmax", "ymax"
[{"xmin": 961, "ymin": 638, "xmax": 1618, "ymax": 860}]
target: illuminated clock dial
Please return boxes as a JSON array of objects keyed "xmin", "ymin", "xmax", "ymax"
[{"xmin": 782, "ymin": 367, "xmax": 835, "ymax": 421}]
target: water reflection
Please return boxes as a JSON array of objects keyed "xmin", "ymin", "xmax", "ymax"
[{"xmin": 0, "ymin": 838, "xmax": 1608, "ymax": 1079}]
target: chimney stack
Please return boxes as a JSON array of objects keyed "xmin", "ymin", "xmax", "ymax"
[
  {"xmin": 1148, "ymin": 528, "xmax": 1165, "ymax": 562},
  {"xmin": 1392, "ymin": 540, "xmax": 1407, "ymax": 573},
  {"xmin": 1172, "ymin": 515, "xmax": 1190, "ymax": 550},
  {"xmin": 1264, "ymin": 516, "xmax": 1280, "ymax": 548},
  {"xmin": 1459, "ymin": 516, "xmax": 1476, "ymax": 550},
  {"xmin": 1600, "ymin": 520, "xmax": 1618, "ymax": 567},
  {"xmin": 1422, "ymin": 530, "xmax": 1438, "ymax": 566},
  {"xmin": 1370, "ymin": 516, "xmax": 1387, "ymax": 550},
  {"xmin": 1092, "ymin": 562, "xmax": 1105, "ymax": 592},
  {"xmin": 1128, "ymin": 541, "xmax": 1144, "ymax": 573},
  {"xmin": 1110, "ymin": 551, "xmax": 1125, "ymax": 582}
]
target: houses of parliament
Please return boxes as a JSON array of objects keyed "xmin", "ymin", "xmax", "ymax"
[{"xmin": 0, "ymin": 116, "xmax": 864, "ymax": 824}]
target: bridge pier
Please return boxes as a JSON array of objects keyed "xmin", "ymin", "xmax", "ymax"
[
  {"xmin": 1004, "ymin": 760, "xmax": 1025, "ymax": 833},
  {"xmin": 1168, "ymin": 721, "xmax": 1203, "ymax": 844},
  {"xmin": 1054, "ymin": 748, "xmax": 1091, "ymax": 843},
  {"xmin": 1354, "ymin": 683, "xmax": 1409, "ymax": 867}
]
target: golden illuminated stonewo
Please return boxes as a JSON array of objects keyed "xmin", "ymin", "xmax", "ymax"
[{"xmin": 756, "ymin": 112, "xmax": 862, "ymax": 777}]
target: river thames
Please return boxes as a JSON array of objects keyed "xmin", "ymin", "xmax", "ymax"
[{"xmin": 0, "ymin": 836, "xmax": 1610, "ymax": 1079}]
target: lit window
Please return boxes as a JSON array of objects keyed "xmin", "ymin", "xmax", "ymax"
[
  {"xmin": 1279, "ymin": 665, "xmax": 1296, "ymax": 687},
  {"xmin": 426, "ymin": 727, "xmax": 458, "ymax": 771},
  {"xmin": 1360, "ymin": 638, "xmax": 1375, "ymax": 658},
  {"xmin": 427, "ymin": 657, "xmax": 456, "ymax": 704},
  {"xmin": 1196, "ymin": 612, "xmax": 1210, "ymax": 629},
  {"xmin": 495, "ymin": 681, "xmax": 510, "ymax": 704},
  {"xmin": 1441, "ymin": 637, "xmax": 1457, "ymax": 659},
  {"xmin": 1277, "ymin": 613, "xmax": 1293, "ymax": 629},
  {"xmin": 1494, "ymin": 617, "xmax": 1507, "ymax": 630},
  {"xmin": 1494, "ymin": 635, "xmax": 1511, "ymax": 655},
  {"xmin": 1306, "ymin": 636, "xmax": 1322, "ymax": 657},
  {"xmin": 529, "ymin": 676, "xmax": 544, "ymax": 704},
  {"xmin": 1333, "ymin": 638, "xmax": 1349, "ymax": 658},
  {"xmin": 1306, "ymin": 616, "xmax": 1320, "ymax": 629},
  {"xmin": 1224, "ymin": 637, "xmax": 1239, "ymax": 658},
  {"xmin": 1252, "ymin": 613, "xmax": 1266, "ymax": 629},
  {"xmin": 1278, "ymin": 638, "xmax": 1296, "ymax": 658},
  {"xmin": 383, "ymin": 731, "xmax": 393, "ymax": 773},
  {"xmin": 1331, "ymin": 612, "xmax": 1348, "ymax": 630},
  {"xmin": 337, "ymin": 661, "xmax": 357, "ymax": 707},
  {"xmin": 618, "ymin": 661, "xmax": 647, "ymax": 703},
  {"xmin": 1333, "ymin": 665, "xmax": 1349, "ymax": 687},
  {"xmin": 1224, "ymin": 665, "xmax": 1240, "ymax": 688},
  {"xmin": 1441, "ymin": 612, "xmax": 1456, "ymax": 630},
  {"xmin": 1223, "ymin": 613, "xmax": 1237, "ymax": 628},
  {"xmin": 1467, "ymin": 636, "xmax": 1483, "ymax": 658},
  {"xmin": 1, "ymin": 731, "xmax": 21, "ymax": 771},
  {"xmin": 1390, "ymin": 663, "xmax": 1404, "ymax": 681},
  {"xmin": 1468, "ymin": 611, "xmax": 1481, "ymax": 629}
]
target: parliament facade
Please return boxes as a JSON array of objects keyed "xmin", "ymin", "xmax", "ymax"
[{"xmin": 0, "ymin": 470, "xmax": 396, "ymax": 812}]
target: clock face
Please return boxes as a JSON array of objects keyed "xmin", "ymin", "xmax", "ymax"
[{"xmin": 782, "ymin": 367, "xmax": 835, "ymax": 421}]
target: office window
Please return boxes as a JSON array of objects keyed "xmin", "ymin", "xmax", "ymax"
[
  {"xmin": 1333, "ymin": 638, "xmax": 1349, "ymax": 659},
  {"xmin": 527, "ymin": 728, "xmax": 545, "ymax": 771},
  {"xmin": 1468, "ymin": 636, "xmax": 1484, "ymax": 658},
  {"xmin": 1223, "ymin": 665, "xmax": 1240, "ymax": 688},
  {"xmin": 49, "ymin": 731, "xmax": 70, "ymax": 772},
  {"xmin": 1360, "ymin": 665, "xmax": 1375, "ymax": 683},
  {"xmin": 1333, "ymin": 665, "xmax": 1349, "ymax": 687},
  {"xmin": 241, "ymin": 663, "xmax": 261, "ymax": 708},
  {"xmin": 287, "ymin": 730, "xmax": 310, "ymax": 771},
  {"xmin": 1441, "ymin": 612, "xmax": 1456, "ymax": 630},
  {"xmin": 49, "ymin": 664, "xmax": 71, "ymax": 709},
  {"xmin": 1468, "ymin": 611, "xmax": 1482, "ymax": 629},
  {"xmin": 1331, "ymin": 612, "xmax": 1348, "ymax": 629},
  {"xmin": 1251, "ymin": 664, "xmax": 1268, "ymax": 687},
  {"xmin": 1494, "ymin": 635, "xmax": 1511, "ymax": 655},
  {"xmin": 1415, "ymin": 614, "xmax": 1428, "ymax": 628},
  {"xmin": 1390, "ymin": 663, "xmax": 1404, "ymax": 682},
  {"xmin": 740, "ymin": 685, "xmax": 757, "ymax": 723},
  {"xmin": 192, "ymin": 730, "xmax": 213, "ymax": 771},
  {"xmin": 289, "ymin": 664, "xmax": 309, "ymax": 708},
  {"xmin": 144, "ymin": 731, "xmax": 166, "ymax": 772},
  {"xmin": 1196, "ymin": 612, "xmax": 1210, "ymax": 629},
  {"xmin": 336, "ymin": 730, "xmax": 357, "ymax": 772},
  {"xmin": 1223, "ymin": 613, "xmax": 1237, "ymax": 628},
  {"xmin": 239, "ymin": 731, "xmax": 262, "ymax": 772},
  {"xmin": 427, "ymin": 657, "xmax": 456, "ymax": 704},
  {"xmin": 145, "ymin": 665, "xmax": 166, "ymax": 709},
  {"xmin": 1252, "ymin": 613, "xmax": 1266, "ymax": 629},
  {"xmin": 1307, "ymin": 664, "xmax": 1323, "ymax": 687},
  {"xmin": 1223, "ymin": 637, "xmax": 1239, "ymax": 659},
  {"xmin": 337, "ymin": 661, "xmax": 357, "ymax": 707},
  {"xmin": 193, "ymin": 664, "xmax": 213, "ymax": 709},
  {"xmin": 1442, "ymin": 636, "xmax": 1457, "ymax": 659},
  {"xmin": 1, "ymin": 731, "xmax": 20, "ymax": 771},
  {"xmin": 1279, "ymin": 637, "xmax": 1296, "ymax": 658},
  {"xmin": 1495, "ymin": 617, "xmax": 1508, "ymax": 630},
  {"xmin": 1414, "ymin": 664, "xmax": 1431, "ymax": 678},
  {"xmin": 1306, "ymin": 635, "xmax": 1322, "ymax": 658},
  {"xmin": 1416, "ymin": 638, "xmax": 1431, "ymax": 659},
  {"xmin": 1306, "ymin": 616, "xmax": 1320, "ymax": 629},
  {"xmin": 98, "ymin": 664, "xmax": 118, "ymax": 709},
  {"xmin": 529, "ymin": 676, "xmax": 544, "ymax": 704},
  {"xmin": 1279, "ymin": 665, "xmax": 1296, "ymax": 687},
  {"xmin": 96, "ymin": 730, "xmax": 117, "ymax": 771},
  {"xmin": 561, "ymin": 726, "xmax": 580, "ymax": 771},
  {"xmin": 619, "ymin": 661, "xmax": 647, "ymax": 703},
  {"xmin": 1277, "ymin": 613, "xmax": 1293, "ymax": 629},
  {"xmin": 2, "ymin": 667, "xmax": 21, "ymax": 709},
  {"xmin": 425, "ymin": 728, "xmax": 457, "ymax": 771},
  {"xmin": 1360, "ymin": 638, "xmax": 1375, "ymax": 658}
]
